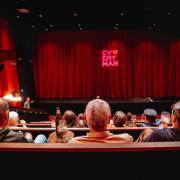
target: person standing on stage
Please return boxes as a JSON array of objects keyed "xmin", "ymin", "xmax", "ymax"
[{"xmin": 24, "ymin": 96, "xmax": 31, "ymax": 109}]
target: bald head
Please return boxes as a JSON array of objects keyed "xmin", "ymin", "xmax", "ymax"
[{"xmin": 85, "ymin": 99, "xmax": 111, "ymax": 131}]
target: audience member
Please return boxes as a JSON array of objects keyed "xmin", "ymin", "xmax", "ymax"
[
  {"xmin": 158, "ymin": 111, "xmax": 171, "ymax": 128},
  {"xmin": 127, "ymin": 112, "xmax": 132, "ymax": 122},
  {"xmin": 0, "ymin": 98, "xmax": 28, "ymax": 142},
  {"xmin": 77, "ymin": 113, "xmax": 87, "ymax": 127},
  {"xmin": 34, "ymin": 134, "xmax": 47, "ymax": 143},
  {"xmin": 68, "ymin": 99, "xmax": 133, "ymax": 144},
  {"xmin": 113, "ymin": 111, "xmax": 127, "ymax": 127},
  {"xmin": 137, "ymin": 101, "xmax": 180, "ymax": 142},
  {"xmin": 108, "ymin": 111, "xmax": 127, "ymax": 128},
  {"xmin": 8, "ymin": 111, "xmax": 19, "ymax": 127},
  {"xmin": 48, "ymin": 110, "xmax": 76, "ymax": 143},
  {"xmin": 140, "ymin": 108, "xmax": 161, "ymax": 127}
]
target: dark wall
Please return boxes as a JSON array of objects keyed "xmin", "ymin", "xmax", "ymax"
[{"xmin": 10, "ymin": 23, "xmax": 36, "ymax": 100}]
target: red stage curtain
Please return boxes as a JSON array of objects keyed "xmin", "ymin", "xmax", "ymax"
[
  {"xmin": 33, "ymin": 30, "xmax": 180, "ymax": 98},
  {"xmin": 0, "ymin": 18, "xmax": 19, "ymax": 97}
]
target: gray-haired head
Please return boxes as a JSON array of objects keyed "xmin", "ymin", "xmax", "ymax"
[{"xmin": 85, "ymin": 99, "xmax": 111, "ymax": 131}]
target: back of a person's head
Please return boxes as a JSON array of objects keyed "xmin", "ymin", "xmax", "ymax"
[
  {"xmin": 113, "ymin": 111, "xmax": 127, "ymax": 127},
  {"xmin": 143, "ymin": 108, "xmax": 157, "ymax": 123},
  {"xmin": 85, "ymin": 99, "xmax": 111, "ymax": 131},
  {"xmin": 127, "ymin": 112, "xmax": 132, "ymax": 121},
  {"xmin": 62, "ymin": 110, "xmax": 77, "ymax": 127},
  {"xmin": 172, "ymin": 101, "xmax": 180, "ymax": 123},
  {"xmin": 8, "ymin": 111, "xmax": 19, "ymax": 126},
  {"xmin": 0, "ymin": 98, "xmax": 9, "ymax": 128}
]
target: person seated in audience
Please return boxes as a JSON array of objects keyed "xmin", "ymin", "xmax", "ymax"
[
  {"xmin": 77, "ymin": 113, "xmax": 87, "ymax": 127},
  {"xmin": 0, "ymin": 98, "xmax": 29, "ymax": 142},
  {"xmin": 63, "ymin": 110, "xmax": 78, "ymax": 127},
  {"xmin": 158, "ymin": 111, "xmax": 171, "ymax": 129},
  {"xmin": 108, "ymin": 111, "xmax": 127, "ymax": 128},
  {"xmin": 48, "ymin": 110, "xmax": 76, "ymax": 143},
  {"xmin": 137, "ymin": 101, "xmax": 180, "ymax": 142},
  {"xmin": 127, "ymin": 112, "xmax": 132, "ymax": 122},
  {"xmin": 8, "ymin": 111, "xmax": 27, "ymax": 128},
  {"xmin": 34, "ymin": 134, "xmax": 47, "ymax": 143},
  {"xmin": 68, "ymin": 98, "xmax": 133, "ymax": 144},
  {"xmin": 8, "ymin": 111, "xmax": 19, "ymax": 127},
  {"xmin": 139, "ymin": 108, "xmax": 161, "ymax": 127}
]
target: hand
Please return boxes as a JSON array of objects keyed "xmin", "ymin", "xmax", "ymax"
[{"xmin": 20, "ymin": 120, "xmax": 27, "ymax": 127}]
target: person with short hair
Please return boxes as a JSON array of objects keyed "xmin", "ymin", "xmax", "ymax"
[
  {"xmin": 138, "ymin": 101, "xmax": 180, "ymax": 142},
  {"xmin": 159, "ymin": 111, "xmax": 171, "ymax": 128},
  {"xmin": 48, "ymin": 110, "xmax": 75, "ymax": 143},
  {"xmin": 8, "ymin": 111, "xmax": 19, "ymax": 127},
  {"xmin": 140, "ymin": 108, "xmax": 161, "ymax": 127},
  {"xmin": 0, "ymin": 98, "xmax": 28, "ymax": 142},
  {"xmin": 68, "ymin": 99, "xmax": 133, "ymax": 144},
  {"xmin": 113, "ymin": 111, "xmax": 127, "ymax": 127}
]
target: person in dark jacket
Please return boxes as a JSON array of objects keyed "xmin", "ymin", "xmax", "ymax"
[
  {"xmin": 138, "ymin": 101, "xmax": 180, "ymax": 142},
  {"xmin": 0, "ymin": 98, "xmax": 28, "ymax": 142}
]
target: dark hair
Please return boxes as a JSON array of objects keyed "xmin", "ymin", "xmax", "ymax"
[
  {"xmin": 143, "ymin": 108, "xmax": 157, "ymax": 123},
  {"xmin": 62, "ymin": 110, "xmax": 77, "ymax": 127},
  {"xmin": 113, "ymin": 111, "xmax": 127, "ymax": 127},
  {"xmin": 127, "ymin": 112, "xmax": 132, "ymax": 121}
]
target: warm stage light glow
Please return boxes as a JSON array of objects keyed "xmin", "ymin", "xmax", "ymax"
[{"xmin": 3, "ymin": 93, "xmax": 22, "ymax": 102}]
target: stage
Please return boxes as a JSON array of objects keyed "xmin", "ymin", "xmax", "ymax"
[{"xmin": 31, "ymin": 97, "xmax": 180, "ymax": 115}]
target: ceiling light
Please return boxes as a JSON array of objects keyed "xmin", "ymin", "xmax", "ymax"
[
  {"xmin": 121, "ymin": 13, "xmax": 124, "ymax": 16},
  {"xmin": 32, "ymin": 25, "xmax": 35, "ymax": 28},
  {"xmin": 49, "ymin": 24, "xmax": 53, "ymax": 28},
  {"xmin": 78, "ymin": 24, "xmax": 81, "ymax": 27},
  {"xmin": 167, "ymin": 12, "xmax": 171, "ymax": 16},
  {"xmin": 16, "ymin": 15, "xmax": 20, "ymax": 18},
  {"xmin": 39, "ymin": 14, "xmax": 43, "ymax": 18},
  {"xmin": 79, "ymin": 27, "xmax": 82, "ymax": 30},
  {"xmin": 74, "ymin": 13, "xmax": 78, "ymax": 16},
  {"xmin": 116, "ymin": 23, "xmax": 119, "ymax": 26}
]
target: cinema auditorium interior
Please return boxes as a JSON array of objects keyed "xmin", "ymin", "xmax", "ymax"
[{"xmin": 0, "ymin": 0, "xmax": 180, "ymax": 179}]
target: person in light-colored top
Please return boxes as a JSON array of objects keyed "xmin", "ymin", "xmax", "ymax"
[{"xmin": 68, "ymin": 99, "xmax": 133, "ymax": 144}]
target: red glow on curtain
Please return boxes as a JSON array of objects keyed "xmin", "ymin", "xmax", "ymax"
[
  {"xmin": 0, "ymin": 18, "xmax": 19, "ymax": 97},
  {"xmin": 33, "ymin": 31, "xmax": 180, "ymax": 98}
]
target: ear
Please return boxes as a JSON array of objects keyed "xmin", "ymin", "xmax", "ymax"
[
  {"xmin": 84, "ymin": 114, "xmax": 88, "ymax": 126},
  {"xmin": 108, "ymin": 115, "xmax": 111, "ymax": 124},
  {"xmin": 171, "ymin": 114, "xmax": 176, "ymax": 123}
]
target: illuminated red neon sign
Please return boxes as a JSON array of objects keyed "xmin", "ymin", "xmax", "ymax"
[{"xmin": 102, "ymin": 50, "xmax": 118, "ymax": 67}]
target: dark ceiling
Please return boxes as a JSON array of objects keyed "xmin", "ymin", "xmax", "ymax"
[{"xmin": 0, "ymin": 0, "xmax": 180, "ymax": 32}]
